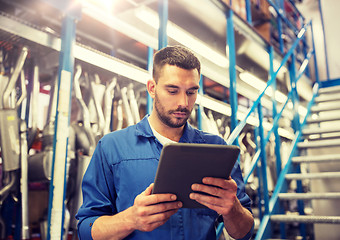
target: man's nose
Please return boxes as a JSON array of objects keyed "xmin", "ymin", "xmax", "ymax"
[{"xmin": 178, "ymin": 92, "xmax": 189, "ymax": 108}]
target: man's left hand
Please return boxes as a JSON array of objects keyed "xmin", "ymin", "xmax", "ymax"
[{"xmin": 189, "ymin": 176, "xmax": 237, "ymax": 216}]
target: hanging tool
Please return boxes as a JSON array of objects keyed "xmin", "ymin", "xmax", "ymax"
[
  {"xmin": 120, "ymin": 86, "xmax": 134, "ymax": 126},
  {"xmin": 103, "ymin": 77, "xmax": 117, "ymax": 135},
  {"xmin": 91, "ymin": 74, "xmax": 106, "ymax": 137},
  {"xmin": 127, "ymin": 83, "xmax": 140, "ymax": 124}
]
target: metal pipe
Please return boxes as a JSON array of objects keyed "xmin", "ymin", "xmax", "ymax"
[
  {"xmin": 127, "ymin": 83, "xmax": 141, "ymax": 124},
  {"xmin": 30, "ymin": 65, "xmax": 40, "ymax": 131},
  {"xmin": 104, "ymin": 77, "xmax": 117, "ymax": 134},
  {"xmin": 92, "ymin": 74, "xmax": 106, "ymax": 135},
  {"xmin": 121, "ymin": 87, "xmax": 134, "ymax": 126},
  {"xmin": 20, "ymin": 120, "xmax": 30, "ymax": 240},
  {"xmin": 16, "ymin": 70, "xmax": 27, "ymax": 108},
  {"xmin": 2, "ymin": 46, "xmax": 28, "ymax": 108},
  {"xmin": 73, "ymin": 65, "xmax": 90, "ymax": 129}
]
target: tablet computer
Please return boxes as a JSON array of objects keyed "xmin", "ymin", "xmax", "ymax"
[{"xmin": 152, "ymin": 143, "xmax": 240, "ymax": 208}]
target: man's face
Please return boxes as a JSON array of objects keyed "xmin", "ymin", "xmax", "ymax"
[{"xmin": 152, "ymin": 64, "xmax": 200, "ymax": 128}]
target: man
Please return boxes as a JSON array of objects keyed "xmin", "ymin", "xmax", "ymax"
[{"xmin": 76, "ymin": 45, "xmax": 254, "ymax": 240}]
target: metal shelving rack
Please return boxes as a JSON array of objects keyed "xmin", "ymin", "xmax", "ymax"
[{"xmin": 0, "ymin": 0, "xmax": 327, "ymax": 239}]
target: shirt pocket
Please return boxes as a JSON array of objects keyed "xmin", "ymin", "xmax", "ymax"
[{"xmin": 112, "ymin": 158, "xmax": 159, "ymax": 211}]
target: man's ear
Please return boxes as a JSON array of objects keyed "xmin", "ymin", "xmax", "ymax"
[{"xmin": 146, "ymin": 79, "xmax": 156, "ymax": 99}]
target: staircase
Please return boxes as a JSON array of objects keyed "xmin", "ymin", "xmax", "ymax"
[{"xmin": 256, "ymin": 85, "xmax": 340, "ymax": 240}]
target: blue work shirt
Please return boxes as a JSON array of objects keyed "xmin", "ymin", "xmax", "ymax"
[{"xmin": 76, "ymin": 116, "xmax": 253, "ymax": 240}]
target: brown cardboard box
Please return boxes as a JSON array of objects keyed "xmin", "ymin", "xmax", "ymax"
[
  {"xmin": 255, "ymin": 22, "xmax": 271, "ymax": 42},
  {"xmin": 260, "ymin": 0, "xmax": 271, "ymax": 19}
]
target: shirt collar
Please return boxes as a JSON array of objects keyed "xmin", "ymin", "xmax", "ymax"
[{"xmin": 135, "ymin": 114, "xmax": 206, "ymax": 144}]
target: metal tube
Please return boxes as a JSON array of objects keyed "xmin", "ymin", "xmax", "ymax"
[
  {"xmin": 2, "ymin": 46, "xmax": 28, "ymax": 108},
  {"xmin": 30, "ymin": 65, "xmax": 40, "ymax": 131},
  {"xmin": 104, "ymin": 77, "xmax": 116, "ymax": 134},
  {"xmin": 127, "ymin": 83, "xmax": 141, "ymax": 124},
  {"xmin": 16, "ymin": 70, "xmax": 27, "ymax": 108},
  {"xmin": 20, "ymin": 120, "xmax": 30, "ymax": 240},
  {"xmin": 92, "ymin": 74, "xmax": 105, "ymax": 135}
]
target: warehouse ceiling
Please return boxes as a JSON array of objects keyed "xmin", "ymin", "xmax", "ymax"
[{"xmin": 0, "ymin": 0, "xmax": 312, "ymax": 104}]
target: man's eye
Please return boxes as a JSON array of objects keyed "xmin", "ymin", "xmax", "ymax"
[
  {"xmin": 187, "ymin": 90, "xmax": 197, "ymax": 95},
  {"xmin": 168, "ymin": 90, "xmax": 178, "ymax": 94}
]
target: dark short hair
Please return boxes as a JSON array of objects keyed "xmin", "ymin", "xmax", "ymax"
[{"xmin": 153, "ymin": 45, "xmax": 201, "ymax": 82}]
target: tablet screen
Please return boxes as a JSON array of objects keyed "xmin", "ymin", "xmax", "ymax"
[{"xmin": 152, "ymin": 143, "xmax": 240, "ymax": 208}]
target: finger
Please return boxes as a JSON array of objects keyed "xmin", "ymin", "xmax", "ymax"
[
  {"xmin": 136, "ymin": 200, "xmax": 182, "ymax": 218},
  {"xmin": 143, "ymin": 183, "xmax": 154, "ymax": 196},
  {"xmin": 202, "ymin": 177, "xmax": 237, "ymax": 191},
  {"xmin": 143, "ymin": 193, "xmax": 178, "ymax": 206},
  {"xmin": 189, "ymin": 192, "xmax": 222, "ymax": 207},
  {"xmin": 191, "ymin": 183, "xmax": 224, "ymax": 198},
  {"xmin": 147, "ymin": 208, "xmax": 179, "ymax": 224}
]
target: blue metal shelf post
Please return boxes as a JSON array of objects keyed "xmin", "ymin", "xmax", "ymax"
[
  {"xmin": 245, "ymin": 0, "xmax": 252, "ymax": 24},
  {"xmin": 147, "ymin": 47, "xmax": 154, "ymax": 114},
  {"xmin": 158, "ymin": 0, "xmax": 168, "ymax": 49},
  {"xmin": 226, "ymin": 3, "xmax": 239, "ymax": 146},
  {"xmin": 47, "ymin": 13, "xmax": 78, "ymax": 240},
  {"xmin": 268, "ymin": 45, "xmax": 285, "ymax": 238},
  {"xmin": 268, "ymin": 46, "xmax": 282, "ymax": 177},
  {"xmin": 289, "ymin": 52, "xmax": 301, "ymax": 132},
  {"xmin": 257, "ymin": 102, "xmax": 270, "ymax": 215},
  {"xmin": 197, "ymin": 75, "xmax": 204, "ymax": 130}
]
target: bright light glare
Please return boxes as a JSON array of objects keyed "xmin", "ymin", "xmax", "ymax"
[
  {"xmin": 135, "ymin": 7, "xmax": 229, "ymax": 68},
  {"xmin": 239, "ymin": 71, "xmax": 288, "ymax": 104},
  {"xmin": 84, "ymin": 0, "xmax": 115, "ymax": 11}
]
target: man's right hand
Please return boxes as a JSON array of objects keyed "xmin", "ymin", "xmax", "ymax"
[
  {"xmin": 131, "ymin": 183, "xmax": 183, "ymax": 232},
  {"xmin": 91, "ymin": 183, "xmax": 182, "ymax": 240}
]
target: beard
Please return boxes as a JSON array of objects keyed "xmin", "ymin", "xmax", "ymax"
[{"xmin": 154, "ymin": 92, "xmax": 192, "ymax": 128}]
